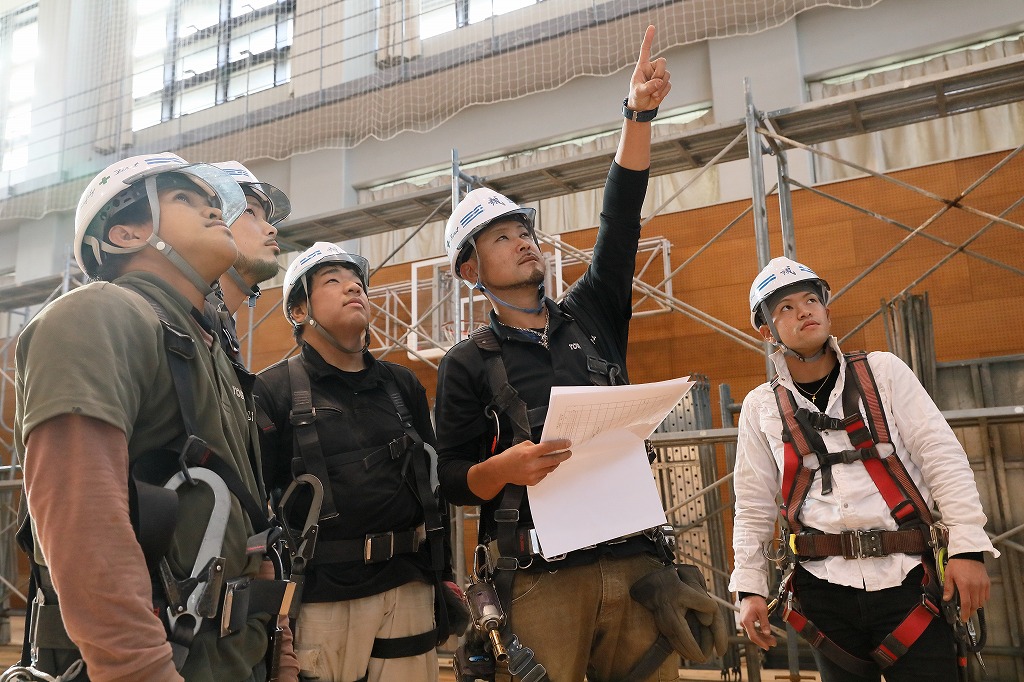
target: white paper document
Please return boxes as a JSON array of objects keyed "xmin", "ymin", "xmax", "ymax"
[{"xmin": 529, "ymin": 376, "xmax": 694, "ymax": 559}]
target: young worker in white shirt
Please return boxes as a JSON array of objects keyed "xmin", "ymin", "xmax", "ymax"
[{"xmin": 729, "ymin": 257, "xmax": 996, "ymax": 682}]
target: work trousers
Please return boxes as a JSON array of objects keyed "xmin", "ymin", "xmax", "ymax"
[
  {"xmin": 294, "ymin": 580, "xmax": 438, "ymax": 682},
  {"xmin": 793, "ymin": 564, "xmax": 958, "ymax": 682},
  {"xmin": 498, "ymin": 552, "xmax": 680, "ymax": 682}
]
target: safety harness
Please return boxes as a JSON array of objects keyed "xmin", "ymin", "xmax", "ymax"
[
  {"xmin": 470, "ymin": 321, "xmax": 673, "ymax": 682},
  {"xmin": 13, "ymin": 290, "xmax": 293, "ymax": 680},
  {"xmin": 773, "ymin": 351, "xmax": 944, "ymax": 676},
  {"xmin": 278, "ymin": 354, "xmax": 450, "ymax": 675}
]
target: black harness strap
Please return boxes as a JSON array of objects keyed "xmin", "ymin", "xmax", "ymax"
[
  {"xmin": 370, "ymin": 629, "xmax": 438, "ymax": 659},
  {"xmin": 469, "ymin": 320, "xmax": 629, "ymax": 682},
  {"xmin": 381, "ymin": 368, "xmax": 449, "ymax": 646},
  {"xmin": 286, "ymin": 354, "xmax": 340, "ymax": 521},
  {"xmin": 282, "ymin": 355, "xmax": 446, "ymax": 654}
]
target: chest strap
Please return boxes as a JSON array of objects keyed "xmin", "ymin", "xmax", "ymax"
[{"xmin": 775, "ymin": 351, "xmax": 933, "ymax": 535}]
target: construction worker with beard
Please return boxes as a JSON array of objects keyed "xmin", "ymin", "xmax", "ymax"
[
  {"xmin": 209, "ymin": 160, "xmax": 289, "ymax": 354},
  {"xmin": 11, "ymin": 153, "xmax": 293, "ymax": 681},
  {"xmin": 730, "ymin": 257, "xmax": 996, "ymax": 682},
  {"xmin": 435, "ymin": 26, "xmax": 726, "ymax": 682},
  {"xmin": 253, "ymin": 242, "xmax": 465, "ymax": 682}
]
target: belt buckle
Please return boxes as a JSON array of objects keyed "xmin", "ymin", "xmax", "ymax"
[
  {"xmin": 841, "ymin": 529, "xmax": 885, "ymax": 559},
  {"xmin": 365, "ymin": 532, "xmax": 394, "ymax": 564}
]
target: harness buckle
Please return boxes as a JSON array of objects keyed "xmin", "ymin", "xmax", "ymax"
[
  {"xmin": 288, "ymin": 408, "xmax": 316, "ymax": 427},
  {"xmin": 364, "ymin": 532, "xmax": 395, "ymax": 564},
  {"xmin": 840, "ymin": 529, "xmax": 885, "ymax": 559},
  {"xmin": 387, "ymin": 437, "xmax": 406, "ymax": 461}
]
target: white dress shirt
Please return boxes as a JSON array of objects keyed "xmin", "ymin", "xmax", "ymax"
[{"xmin": 729, "ymin": 337, "xmax": 997, "ymax": 598}]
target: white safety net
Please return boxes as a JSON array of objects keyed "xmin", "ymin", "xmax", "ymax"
[{"xmin": 0, "ymin": 0, "xmax": 883, "ymax": 220}]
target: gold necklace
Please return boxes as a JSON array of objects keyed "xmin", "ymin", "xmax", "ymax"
[
  {"xmin": 501, "ymin": 307, "xmax": 550, "ymax": 348},
  {"xmin": 795, "ymin": 363, "xmax": 837, "ymax": 403}
]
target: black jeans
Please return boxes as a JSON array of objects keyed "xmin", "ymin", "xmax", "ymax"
[{"xmin": 793, "ymin": 564, "xmax": 958, "ymax": 682}]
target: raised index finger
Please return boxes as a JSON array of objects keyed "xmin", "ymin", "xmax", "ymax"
[{"xmin": 637, "ymin": 25, "xmax": 655, "ymax": 64}]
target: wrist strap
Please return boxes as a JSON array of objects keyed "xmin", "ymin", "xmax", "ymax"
[{"xmin": 622, "ymin": 98, "xmax": 658, "ymax": 122}]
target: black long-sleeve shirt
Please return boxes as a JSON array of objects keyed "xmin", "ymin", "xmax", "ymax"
[
  {"xmin": 255, "ymin": 345, "xmax": 446, "ymax": 601},
  {"xmin": 435, "ymin": 162, "xmax": 653, "ymax": 568}
]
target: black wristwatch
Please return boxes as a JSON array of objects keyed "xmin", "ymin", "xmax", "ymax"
[{"xmin": 622, "ymin": 98, "xmax": 658, "ymax": 122}]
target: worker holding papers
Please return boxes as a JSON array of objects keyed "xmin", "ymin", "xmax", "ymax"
[{"xmin": 434, "ymin": 25, "xmax": 726, "ymax": 682}]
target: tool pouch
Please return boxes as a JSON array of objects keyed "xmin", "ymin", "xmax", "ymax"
[{"xmin": 630, "ymin": 563, "xmax": 727, "ymax": 663}]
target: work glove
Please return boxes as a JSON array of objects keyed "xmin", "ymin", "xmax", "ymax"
[
  {"xmin": 630, "ymin": 563, "xmax": 729, "ymax": 663},
  {"xmin": 441, "ymin": 580, "xmax": 472, "ymax": 638}
]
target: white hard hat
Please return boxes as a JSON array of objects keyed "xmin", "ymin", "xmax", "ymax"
[
  {"xmin": 749, "ymin": 257, "xmax": 830, "ymax": 330},
  {"xmin": 212, "ymin": 160, "xmax": 292, "ymax": 225},
  {"xmin": 444, "ymin": 187, "xmax": 536, "ymax": 279},
  {"xmin": 282, "ymin": 241, "xmax": 370, "ymax": 321},
  {"xmin": 74, "ymin": 152, "xmax": 246, "ymax": 278}
]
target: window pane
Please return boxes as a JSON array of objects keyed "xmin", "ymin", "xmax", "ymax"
[
  {"xmin": 3, "ymin": 105, "xmax": 31, "ymax": 141},
  {"xmin": 279, "ymin": 17, "xmax": 293, "ymax": 47},
  {"xmin": 179, "ymin": 45, "xmax": 218, "ymax": 78},
  {"xmin": 231, "ymin": 0, "xmax": 277, "ymax": 18},
  {"xmin": 133, "ymin": 66, "xmax": 165, "ymax": 98},
  {"xmin": 11, "ymin": 22, "xmax": 38, "ymax": 64},
  {"xmin": 132, "ymin": 100, "xmax": 163, "ymax": 131},
  {"xmin": 179, "ymin": 0, "xmax": 220, "ymax": 37},
  {"xmin": 134, "ymin": 17, "xmax": 167, "ymax": 57},
  {"xmin": 134, "ymin": 0, "xmax": 170, "ymax": 17},
  {"xmin": 1, "ymin": 144, "xmax": 27, "ymax": 171},
  {"xmin": 421, "ymin": 5, "xmax": 455, "ymax": 39},
  {"xmin": 492, "ymin": 0, "xmax": 534, "ymax": 16},
  {"xmin": 247, "ymin": 25, "xmax": 277, "ymax": 55},
  {"xmin": 246, "ymin": 62, "xmax": 275, "ymax": 92},
  {"xmin": 178, "ymin": 82, "xmax": 216, "ymax": 113},
  {"xmin": 8, "ymin": 66, "xmax": 34, "ymax": 103},
  {"xmin": 231, "ymin": 24, "xmax": 277, "ymax": 61}
]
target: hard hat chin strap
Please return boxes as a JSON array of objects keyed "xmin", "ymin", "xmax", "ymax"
[
  {"xmin": 299, "ymin": 272, "xmax": 369, "ymax": 355},
  {"xmin": 470, "ymin": 247, "xmax": 545, "ymax": 314},
  {"xmin": 144, "ymin": 175, "xmax": 215, "ymax": 298},
  {"xmin": 308, "ymin": 319, "xmax": 370, "ymax": 355},
  {"xmin": 762, "ymin": 303, "xmax": 828, "ymax": 363},
  {"xmin": 473, "ymin": 281, "xmax": 546, "ymax": 314},
  {"xmin": 226, "ymin": 266, "xmax": 261, "ymax": 308}
]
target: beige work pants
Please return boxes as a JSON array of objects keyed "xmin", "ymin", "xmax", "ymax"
[{"xmin": 294, "ymin": 580, "xmax": 438, "ymax": 682}]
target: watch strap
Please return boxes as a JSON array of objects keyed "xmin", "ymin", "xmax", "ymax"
[{"xmin": 622, "ymin": 98, "xmax": 658, "ymax": 122}]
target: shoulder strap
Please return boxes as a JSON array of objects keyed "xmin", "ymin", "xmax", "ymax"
[
  {"xmin": 286, "ymin": 354, "xmax": 340, "ymax": 521},
  {"xmin": 380, "ymin": 365, "xmax": 451, "ymax": 644},
  {"xmin": 842, "ymin": 352, "xmax": 933, "ymax": 527},
  {"xmin": 772, "ymin": 380, "xmax": 815, "ymax": 535},
  {"xmin": 470, "ymin": 326, "xmax": 532, "ymax": 447}
]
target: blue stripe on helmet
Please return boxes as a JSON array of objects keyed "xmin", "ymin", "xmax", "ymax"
[
  {"xmin": 460, "ymin": 204, "xmax": 484, "ymax": 228},
  {"xmin": 756, "ymin": 274, "xmax": 776, "ymax": 291}
]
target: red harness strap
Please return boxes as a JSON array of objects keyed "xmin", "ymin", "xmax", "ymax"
[{"xmin": 772, "ymin": 352, "xmax": 940, "ymax": 673}]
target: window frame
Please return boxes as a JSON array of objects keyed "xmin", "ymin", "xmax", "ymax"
[{"xmin": 132, "ymin": 0, "xmax": 295, "ymax": 130}]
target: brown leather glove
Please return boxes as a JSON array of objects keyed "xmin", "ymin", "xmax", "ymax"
[{"xmin": 630, "ymin": 563, "xmax": 728, "ymax": 663}]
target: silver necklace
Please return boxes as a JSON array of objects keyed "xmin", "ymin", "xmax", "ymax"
[{"xmin": 501, "ymin": 307, "xmax": 550, "ymax": 348}]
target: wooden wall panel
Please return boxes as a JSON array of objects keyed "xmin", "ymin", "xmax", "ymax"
[{"xmin": 240, "ymin": 149, "xmax": 1023, "ymax": 425}]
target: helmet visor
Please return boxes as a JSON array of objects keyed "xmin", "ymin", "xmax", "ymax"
[
  {"xmin": 123, "ymin": 163, "xmax": 247, "ymax": 227},
  {"xmin": 245, "ymin": 182, "xmax": 292, "ymax": 225}
]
